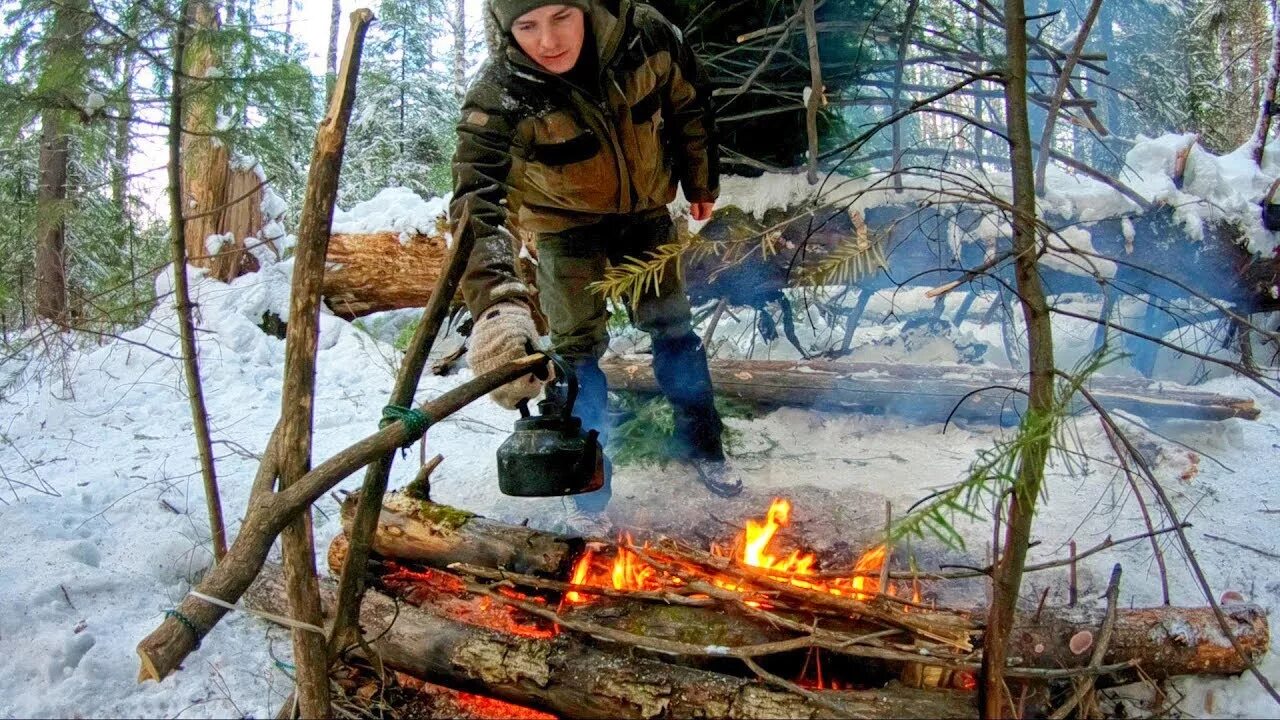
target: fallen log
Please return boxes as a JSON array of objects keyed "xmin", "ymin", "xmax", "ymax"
[
  {"xmin": 339, "ymin": 499, "xmax": 1271, "ymax": 679},
  {"xmin": 316, "ymin": 204, "xmax": 1280, "ymax": 319},
  {"xmin": 246, "ymin": 562, "xmax": 975, "ymax": 719},
  {"xmin": 322, "ymin": 231, "xmax": 450, "ymax": 318},
  {"xmin": 600, "ymin": 356, "xmax": 1261, "ymax": 423},
  {"xmin": 337, "ymin": 491, "xmax": 580, "ymax": 577},
  {"xmin": 1009, "ymin": 603, "xmax": 1271, "ymax": 679}
]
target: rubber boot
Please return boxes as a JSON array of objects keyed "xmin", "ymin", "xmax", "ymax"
[
  {"xmin": 557, "ymin": 357, "xmax": 613, "ymax": 513},
  {"xmin": 652, "ymin": 334, "xmax": 725, "ymax": 462}
]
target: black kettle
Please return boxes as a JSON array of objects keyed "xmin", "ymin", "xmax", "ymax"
[{"xmin": 497, "ymin": 353, "xmax": 605, "ymax": 497}]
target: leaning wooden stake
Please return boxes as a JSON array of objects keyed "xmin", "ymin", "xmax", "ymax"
[
  {"xmin": 167, "ymin": 0, "xmax": 226, "ymax": 564},
  {"xmin": 802, "ymin": 0, "xmax": 822, "ymax": 184},
  {"xmin": 1254, "ymin": 2, "xmax": 1280, "ymax": 167},
  {"xmin": 1033, "ymin": 0, "xmax": 1104, "ymax": 194},
  {"xmin": 271, "ymin": 10, "xmax": 373, "ymax": 717},
  {"xmin": 134, "ymin": 352, "xmax": 547, "ymax": 684},
  {"xmin": 327, "ymin": 188, "xmax": 482, "ymax": 659}
]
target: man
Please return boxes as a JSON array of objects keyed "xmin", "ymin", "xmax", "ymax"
[{"xmin": 450, "ymin": 0, "xmax": 736, "ymax": 513}]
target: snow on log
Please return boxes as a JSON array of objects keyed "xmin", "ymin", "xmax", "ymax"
[{"xmin": 599, "ymin": 356, "xmax": 1260, "ymax": 423}]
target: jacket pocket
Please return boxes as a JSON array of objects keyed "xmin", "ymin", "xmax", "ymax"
[
  {"xmin": 530, "ymin": 131, "xmax": 600, "ymax": 166},
  {"xmin": 627, "ymin": 88, "xmax": 673, "ymax": 207},
  {"xmin": 524, "ymin": 114, "xmax": 618, "ymax": 214},
  {"xmin": 629, "ymin": 87, "xmax": 662, "ymax": 125}
]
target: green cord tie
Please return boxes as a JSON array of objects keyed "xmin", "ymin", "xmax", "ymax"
[
  {"xmin": 381, "ymin": 405, "xmax": 432, "ymax": 449},
  {"xmin": 166, "ymin": 609, "xmax": 203, "ymax": 648}
]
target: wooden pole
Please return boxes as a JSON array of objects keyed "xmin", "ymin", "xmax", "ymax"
[
  {"xmin": 1033, "ymin": 0, "xmax": 1105, "ymax": 194},
  {"xmin": 134, "ymin": 354, "xmax": 549, "ymax": 685},
  {"xmin": 802, "ymin": 0, "xmax": 823, "ymax": 184},
  {"xmin": 327, "ymin": 204, "xmax": 493, "ymax": 657},
  {"xmin": 167, "ymin": 0, "xmax": 227, "ymax": 564},
  {"xmin": 274, "ymin": 10, "xmax": 373, "ymax": 717}
]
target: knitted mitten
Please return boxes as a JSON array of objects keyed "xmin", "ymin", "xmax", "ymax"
[{"xmin": 468, "ymin": 301, "xmax": 546, "ymax": 409}]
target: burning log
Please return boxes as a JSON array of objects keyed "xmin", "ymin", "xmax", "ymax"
[
  {"xmin": 599, "ymin": 356, "xmax": 1261, "ymax": 423},
  {"xmin": 333, "ymin": 497, "xmax": 1269, "ymax": 681},
  {"xmin": 246, "ymin": 562, "xmax": 976, "ymax": 719}
]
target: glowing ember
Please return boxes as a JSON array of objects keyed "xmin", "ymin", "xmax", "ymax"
[{"xmin": 383, "ymin": 563, "xmax": 556, "ymax": 639}]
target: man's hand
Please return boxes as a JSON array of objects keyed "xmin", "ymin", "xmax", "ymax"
[
  {"xmin": 467, "ymin": 301, "xmax": 547, "ymax": 409},
  {"xmin": 690, "ymin": 201, "xmax": 715, "ymax": 222}
]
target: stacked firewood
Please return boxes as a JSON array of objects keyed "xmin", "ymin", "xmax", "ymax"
[{"xmin": 244, "ymin": 493, "xmax": 1269, "ymax": 719}]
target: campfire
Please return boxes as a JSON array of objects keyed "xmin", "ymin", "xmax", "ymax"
[
  {"xmin": 562, "ymin": 498, "xmax": 914, "ymax": 608},
  {"xmin": 242, "ymin": 492, "xmax": 1270, "ymax": 719}
]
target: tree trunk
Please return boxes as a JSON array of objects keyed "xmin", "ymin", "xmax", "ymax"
[
  {"xmin": 802, "ymin": 0, "xmax": 822, "ymax": 184},
  {"xmin": 982, "ymin": 2, "xmax": 1057, "ymax": 715},
  {"xmin": 453, "ymin": 0, "xmax": 467, "ymax": 99},
  {"xmin": 1253, "ymin": 2, "xmax": 1280, "ymax": 165},
  {"xmin": 181, "ymin": 0, "xmax": 262, "ymax": 282},
  {"xmin": 274, "ymin": 10, "xmax": 374, "ymax": 716},
  {"xmin": 599, "ymin": 356, "xmax": 1259, "ymax": 424},
  {"xmin": 327, "ymin": 0, "xmax": 341, "ymax": 100},
  {"xmin": 36, "ymin": 111, "xmax": 70, "ymax": 324},
  {"xmin": 245, "ymin": 562, "xmax": 977, "ymax": 719},
  {"xmin": 890, "ymin": 0, "xmax": 920, "ymax": 192},
  {"xmin": 113, "ymin": 53, "xmax": 134, "ymax": 210},
  {"xmin": 33, "ymin": 0, "xmax": 89, "ymax": 324},
  {"xmin": 281, "ymin": 0, "xmax": 291, "ymax": 54}
]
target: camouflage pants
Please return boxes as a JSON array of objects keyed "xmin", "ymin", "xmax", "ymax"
[{"xmin": 535, "ymin": 209, "xmax": 693, "ymax": 360}]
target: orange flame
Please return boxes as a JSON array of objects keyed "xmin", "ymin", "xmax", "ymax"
[{"xmin": 564, "ymin": 499, "xmax": 905, "ymax": 607}]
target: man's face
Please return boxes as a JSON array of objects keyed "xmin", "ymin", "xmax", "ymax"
[{"xmin": 511, "ymin": 5, "xmax": 586, "ymax": 75}]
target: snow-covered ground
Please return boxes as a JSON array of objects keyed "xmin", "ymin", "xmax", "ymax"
[{"xmin": 2, "ymin": 135, "xmax": 1279, "ymax": 718}]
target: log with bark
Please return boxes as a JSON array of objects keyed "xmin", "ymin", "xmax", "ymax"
[
  {"xmin": 323, "ymin": 231, "xmax": 450, "ymax": 318},
  {"xmin": 337, "ymin": 490, "xmax": 581, "ymax": 577},
  {"xmin": 320, "ymin": 226, "xmax": 542, "ymax": 321},
  {"xmin": 599, "ymin": 356, "xmax": 1261, "ymax": 423},
  {"xmin": 330, "ymin": 497, "xmax": 1271, "ymax": 680},
  {"xmin": 246, "ymin": 562, "xmax": 976, "ymax": 719}
]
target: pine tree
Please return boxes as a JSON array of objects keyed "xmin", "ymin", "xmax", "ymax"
[{"xmin": 340, "ymin": 0, "xmax": 457, "ymax": 203}]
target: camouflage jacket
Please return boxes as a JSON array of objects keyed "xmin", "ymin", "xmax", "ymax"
[{"xmin": 450, "ymin": 0, "xmax": 720, "ymax": 315}]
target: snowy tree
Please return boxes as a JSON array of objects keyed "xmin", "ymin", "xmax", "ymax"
[{"xmin": 339, "ymin": 0, "xmax": 458, "ymax": 203}]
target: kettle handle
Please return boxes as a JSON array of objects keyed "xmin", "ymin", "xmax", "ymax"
[{"xmin": 544, "ymin": 350, "xmax": 579, "ymax": 422}]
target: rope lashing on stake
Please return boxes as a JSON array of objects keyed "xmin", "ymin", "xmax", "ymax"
[
  {"xmin": 380, "ymin": 405, "xmax": 432, "ymax": 448},
  {"xmin": 165, "ymin": 609, "xmax": 204, "ymax": 647},
  {"xmin": 185, "ymin": 589, "xmax": 327, "ymax": 636}
]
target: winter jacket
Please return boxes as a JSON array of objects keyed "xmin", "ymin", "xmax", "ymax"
[{"xmin": 450, "ymin": 0, "xmax": 720, "ymax": 316}]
